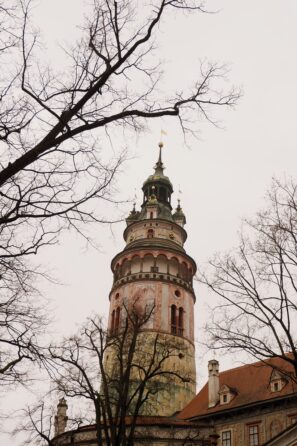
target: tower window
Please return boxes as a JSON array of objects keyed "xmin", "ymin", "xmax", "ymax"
[
  {"xmin": 178, "ymin": 307, "xmax": 184, "ymax": 336},
  {"xmin": 171, "ymin": 305, "xmax": 177, "ymax": 334},
  {"xmin": 114, "ymin": 307, "xmax": 121, "ymax": 334},
  {"xmin": 170, "ymin": 305, "xmax": 184, "ymax": 336},
  {"xmin": 147, "ymin": 229, "xmax": 154, "ymax": 238},
  {"xmin": 150, "ymin": 211, "xmax": 153, "ymax": 219},
  {"xmin": 111, "ymin": 310, "xmax": 115, "ymax": 333},
  {"xmin": 159, "ymin": 187, "xmax": 166, "ymax": 201}
]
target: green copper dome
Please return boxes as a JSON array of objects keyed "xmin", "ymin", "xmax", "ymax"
[
  {"xmin": 142, "ymin": 142, "xmax": 173, "ymax": 209},
  {"xmin": 126, "ymin": 142, "xmax": 186, "ymax": 227},
  {"xmin": 143, "ymin": 142, "xmax": 173, "ymax": 191}
]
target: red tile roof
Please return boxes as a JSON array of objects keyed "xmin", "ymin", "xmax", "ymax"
[{"xmin": 178, "ymin": 357, "xmax": 297, "ymax": 420}]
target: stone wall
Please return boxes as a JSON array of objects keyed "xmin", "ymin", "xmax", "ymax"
[
  {"xmin": 207, "ymin": 404, "xmax": 297, "ymax": 446},
  {"xmin": 52, "ymin": 421, "xmax": 213, "ymax": 446},
  {"xmin": 104, "ymin": 331, "xmax": 196, "ymax": 417}
]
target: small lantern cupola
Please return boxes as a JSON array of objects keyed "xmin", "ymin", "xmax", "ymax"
[
  {"xmin": 126, "ymin": 202, "xmax": 140, "ymax": 226},
  {"xmin": 173, "ymin": 199, "xmax": 186, "ymax": 227}
]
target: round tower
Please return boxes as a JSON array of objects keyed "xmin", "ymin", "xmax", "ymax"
[{"xmin": 107, "ymin": 143, "xmax": 196, "ymax": 416}]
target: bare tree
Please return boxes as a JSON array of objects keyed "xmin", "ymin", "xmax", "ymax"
[
  {"xmin": 0, "ymin": 260, "xmax": 49, "ymax": 387},
  {"xmin": 13, "ymin": 402, "xmax": 55, "ymax": 446},
  {"xmin": 199, "ymin": 178, "xmax": 297, "ymax": 380},
  {"xmin": 46, "ymin": 303, "xmax": 192, "ymax": 446},
  {"xmin": 0, "ymin": 0, "xmax": 238, "ymax": 385},
  {"xmin": 0, "ymin": 0, "xmax": 239, "ymax": 258},
  {"xmin": 13, "ymin": 398, "xmax": 88, "ymax": 446}
]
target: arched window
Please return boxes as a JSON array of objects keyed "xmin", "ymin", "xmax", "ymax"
[
  {"xmin": 178, "ymin": 307, "xmax": 184, "ymax": 336},
  {"xmin": 111, "ymin": 310, "xmax": 115, "ymax": 333},
  {"xmin": 180, "ymin": 262, "xmax": 188, "ymax": 281},
  {"xmin": 169, "ymin": 257, "xmax": 179, "ymax": 276},
  {"xmin": 115, "ymin": 307, "xmax": 121, "ymax": 333},
  {"xmin": 171, "ymin": 305, "xmax": 177, "ymax": 334},
  {"xmin": 122, "ymin": 259, "xmax": 130, "ymax": 276},
  {"xmin": 150, "ymin": 211, "xmax": 153, "ymax": 219},
  {"xmin": 159, "ymin": 187, "xmax": 166, "ymax": 202},
  {"xmin": 131, "ymin": 256, "xmax": 141, "ymax": 274},
  {"xmin": 114, "ymin": 263, "xmax": 121, "ymax": 280},
  {"xmin": 143, "ymin": 254, "xmax": 154, "ymax": 272},
  {"xmin": 156, "ymin": 254, "xmax": 167, "ymax": 274},
  {"xmin": 147, "ymin": 229, "xmax": 154, "ymax": 238}
]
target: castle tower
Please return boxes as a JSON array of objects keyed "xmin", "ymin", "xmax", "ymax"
[{"xmin": 107, "ymin": 143, "xmax": 197, "ymax": 416}]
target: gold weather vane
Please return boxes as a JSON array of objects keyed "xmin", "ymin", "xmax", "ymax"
[
  {"xmin": 160, "ymin": 129, "xmax": 167, "ymax": 145},
  {"xmin": 178, "ymin": 184, "xmax": 182, "ymax": 201}
]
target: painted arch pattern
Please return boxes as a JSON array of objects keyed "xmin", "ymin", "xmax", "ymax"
[{"xmin": 114, "ymin": 253, "xmax": 193, "ymax": 284}]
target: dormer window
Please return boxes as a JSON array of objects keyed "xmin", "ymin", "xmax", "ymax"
[
  {"xmin": 220, "ymin": 392, "xmax": 229, "ymax": 405},
  {"xmin": 270, "ymin": 369, "xmax": 287, "ymax": 393},
  {"xmin": 219, "ymin": 384, "xmax": 236, "ymax": 405}
]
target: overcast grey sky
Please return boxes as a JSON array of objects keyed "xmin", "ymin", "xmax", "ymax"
[{"xmin": 3, "ymin": 1, "xmax": 297, "ymax": 444}]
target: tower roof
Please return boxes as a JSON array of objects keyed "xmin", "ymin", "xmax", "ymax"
[{"xmin": 125, "ymin": 141, "xmax": 187, "ymax": 228}]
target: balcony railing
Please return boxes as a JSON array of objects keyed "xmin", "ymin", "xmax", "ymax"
[{"xmin": 112, "ymin": 272, "xmax": 193, "ymax": 292}]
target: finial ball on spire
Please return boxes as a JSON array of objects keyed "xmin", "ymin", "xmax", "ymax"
[{"xmin": 159, "ymin": 141, "xmax": 164, "ymax": 148}]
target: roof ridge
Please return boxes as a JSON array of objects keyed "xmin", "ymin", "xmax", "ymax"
[{"xmin": 218, "ymin": 356, "xmax": 292, "ymax": 376}]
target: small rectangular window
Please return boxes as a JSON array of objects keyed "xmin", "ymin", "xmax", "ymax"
[
  {"xmin": 249, "ymin": 425, "xmax": 259, "ymax": 446},
  {"xmin": 222, "ymin": 430, "xmax": 231, "ymax": 446},
  {"xmin": 290, "ymin": 415, "xmax": 297, "ymax": 425}
]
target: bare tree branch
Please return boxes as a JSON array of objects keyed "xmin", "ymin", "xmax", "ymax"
[{"xmin": 199, "ymin": 177, "xmax": 297, "ymax": 381}]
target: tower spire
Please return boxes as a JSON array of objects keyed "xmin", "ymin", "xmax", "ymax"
[{"xmin": 155, "ymin": 141, "xmax": 164, "ymax": 175}]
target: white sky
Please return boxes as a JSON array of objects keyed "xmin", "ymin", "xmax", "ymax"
[{"xmin": 3, "ymin": 1, "xmax": 297, "ymax": 444}]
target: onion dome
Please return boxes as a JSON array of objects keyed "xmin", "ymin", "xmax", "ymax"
[
  {"xmin": 142, "ymin": 142, "xmax": 173, "ymax": 208},
  {"xmin": 126, "ymin": 142, "xmax": 186, "ymax": 225}
]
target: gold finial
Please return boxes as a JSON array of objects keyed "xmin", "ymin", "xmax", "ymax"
[{"xmin": 159, "ymin": 129, "xmax": 167, "ymax": 148}]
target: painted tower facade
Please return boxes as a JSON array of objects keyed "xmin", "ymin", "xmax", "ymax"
[{"xmin": 107, "ymin": 144, "xmax": 197, "ymax": 416}]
